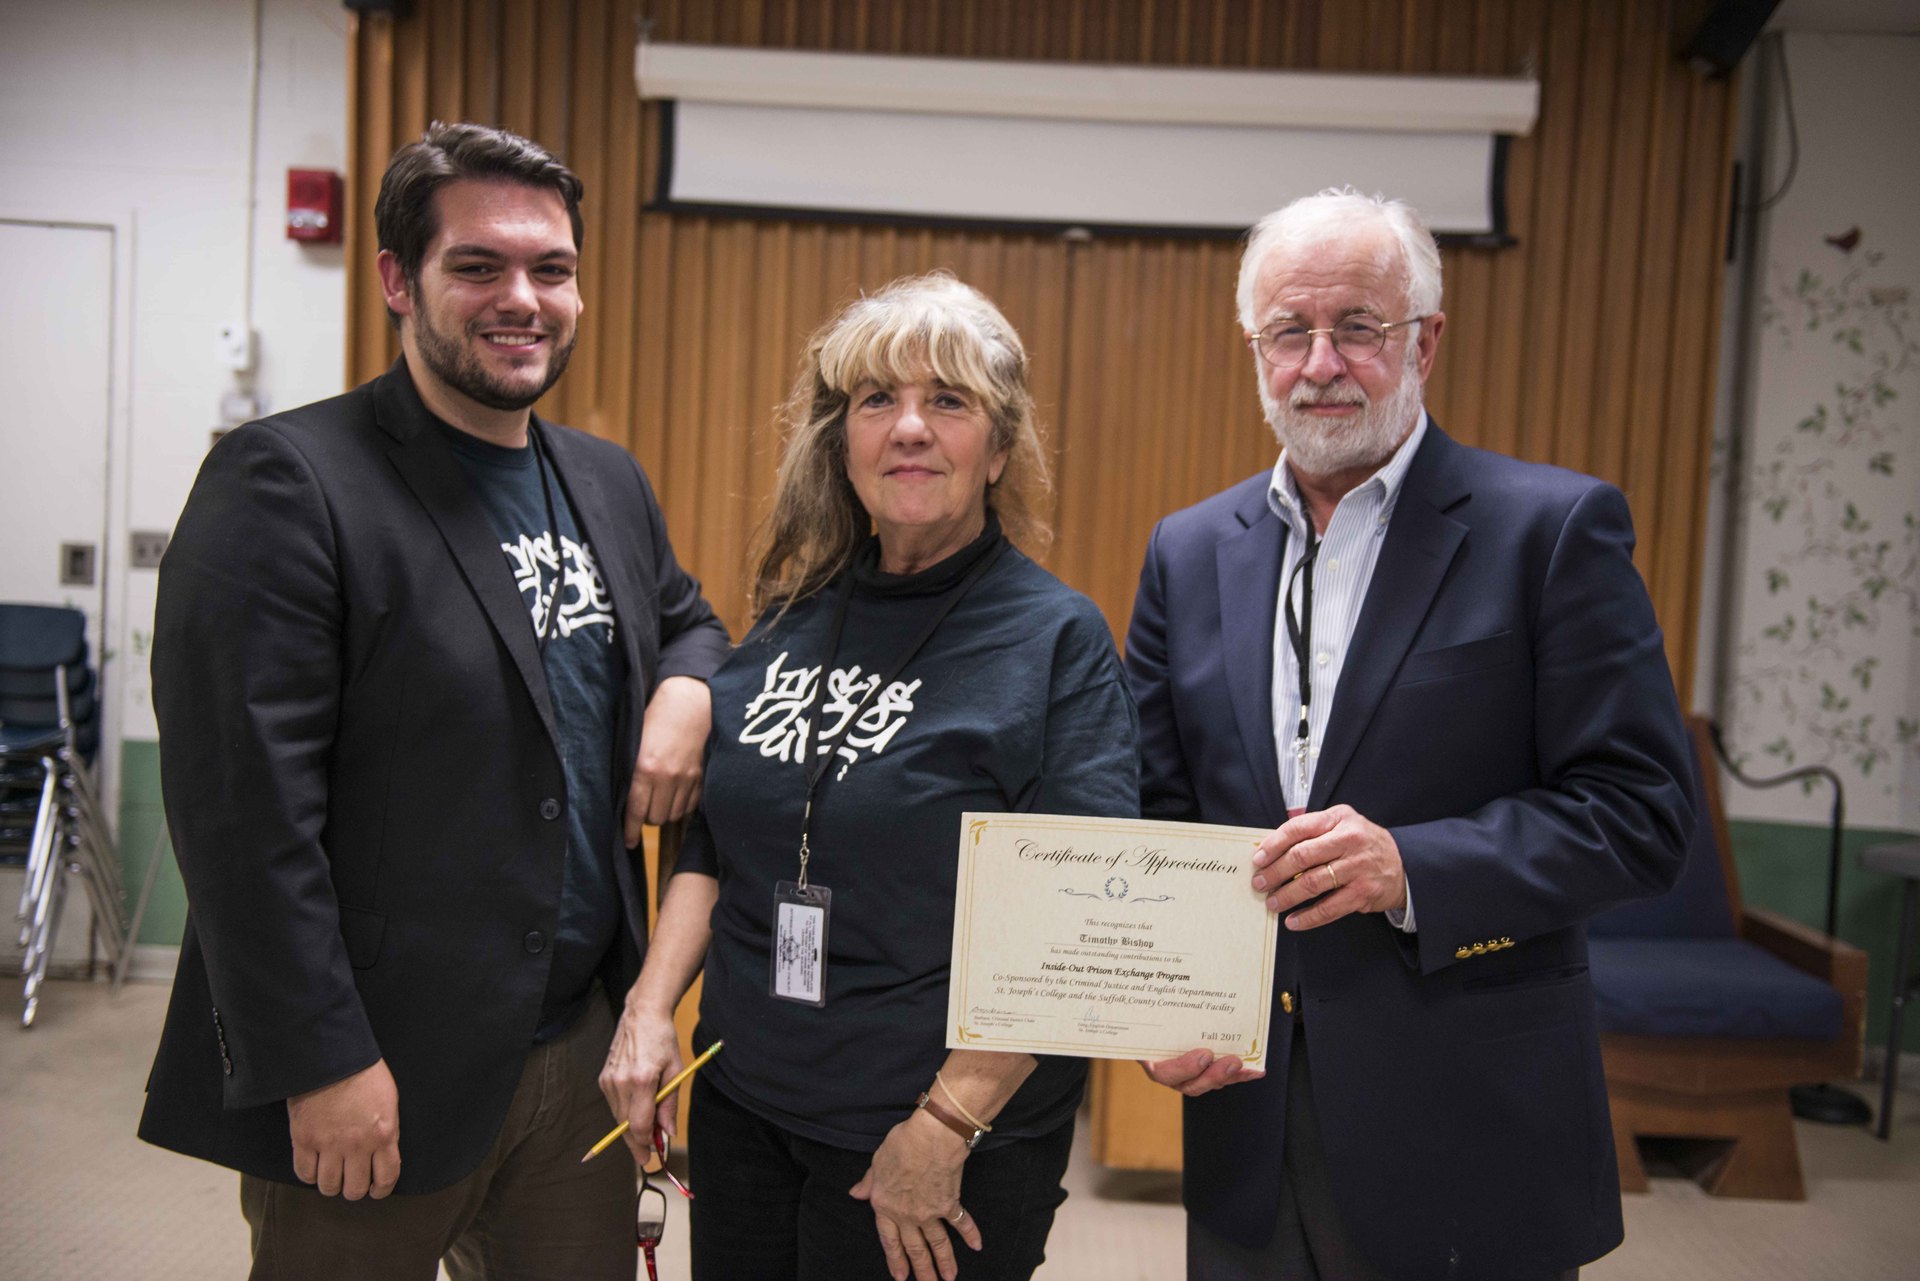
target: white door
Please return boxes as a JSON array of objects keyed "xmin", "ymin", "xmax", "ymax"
[
  {"xmin": 0, "ymin": 220, "xmax": 116, "ymax": 975},
  {"xmin": 0, "ymin": 221, "xmax": 114, "ymax": 649}
]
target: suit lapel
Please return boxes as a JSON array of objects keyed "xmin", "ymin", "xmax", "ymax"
[
  {"xmin": 373, "ymin": 363, "xmax": 561, "ymax": 749},
  {"xmin": 1217, "ymin": 489, "xmax": 1290, "ymax": 822},
  {"xmin": 1310, "ymin": 427, "xmax": 1470, "ymax": 808}
]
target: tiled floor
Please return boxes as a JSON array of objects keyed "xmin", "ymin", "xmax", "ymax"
[{"xmin": 2, "ymin": 978, "xmax": 1917, "ymax": 1280}]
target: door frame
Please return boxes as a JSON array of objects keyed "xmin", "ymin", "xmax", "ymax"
[{"xmin": 0, "ymin": 206, "xmax": 137, "ymax": 824}]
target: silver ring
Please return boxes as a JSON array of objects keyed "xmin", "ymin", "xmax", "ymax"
[{"xmin": 953, "ymin": 1208, "xmax": 968, "ymax": 1224}]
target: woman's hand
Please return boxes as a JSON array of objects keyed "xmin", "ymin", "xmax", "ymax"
[
  {"xmin": 849, "ymin": 1109, "xmax": 982, "ymax": 1281},
  {"xmin": 597, "ymin": 1003, "xmax": 684, "ymax": 1159}
]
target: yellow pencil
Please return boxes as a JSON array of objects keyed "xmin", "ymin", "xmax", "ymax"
[{"xmin": 580, "ymin": 1039, "xmax": 724, "ymax": 1163}]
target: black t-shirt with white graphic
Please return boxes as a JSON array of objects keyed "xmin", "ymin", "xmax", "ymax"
[
  {"xmin": 440, "ymin": 422, "xmax": 626, "ymax": 1042},
  {"xmin": 678, "ymin": 516, "xmax": 1141, "ymax": 1152}
]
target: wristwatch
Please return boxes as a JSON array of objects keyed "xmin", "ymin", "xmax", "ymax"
[{"xmin": 916, "ymin": 1091, "xmax": 986, "ymax": 1150}]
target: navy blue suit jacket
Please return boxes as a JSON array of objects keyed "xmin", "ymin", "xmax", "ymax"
[{"xmin": 1124, "ymin": 424, "xmax": 1693, "ymax": 1280}]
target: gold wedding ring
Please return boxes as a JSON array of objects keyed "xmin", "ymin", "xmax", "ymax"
[{"xmin": 1325, "ymin": 862, "xmax": 1340, "ymax": 891}]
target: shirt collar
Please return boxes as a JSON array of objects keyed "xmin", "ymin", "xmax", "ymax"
[{"xmin": 1266, "ymin": 411, "xmax": 1431, "ymax": 532}]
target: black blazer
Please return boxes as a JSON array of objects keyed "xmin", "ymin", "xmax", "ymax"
[
  {"xmin": 138, "ymin": 361, "xmax": 729, "ymax": 1193},
  {"xmin": 1125, "ymin": 425, "xmax": 1694, "ymax": 1280}
]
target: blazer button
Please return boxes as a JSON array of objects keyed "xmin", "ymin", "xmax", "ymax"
[
  {"xmin": 1280, "ymin": 990, "xmax": 1294, "ymax": 1015},
  {"xmin": 539, "ymin": 798, "xmax": 561, "ymax": 821},
  {"xmin": 222, "ymin": 1055, "xmax": 234, "ymax": 1075},
  {"xmin": 524, "ymin": 931, "xmax": 546, "ymax": 954}
]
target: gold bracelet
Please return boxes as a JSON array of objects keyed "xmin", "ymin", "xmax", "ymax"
[{"xmin": 934, "ymin": 1071, "xmax": 992, "ymax": 1134}]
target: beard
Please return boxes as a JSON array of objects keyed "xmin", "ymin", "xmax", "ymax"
[
  {"xmin": 411, "ymin": 303, "xmax": 576, "ymax": 413},
  {"xmin": 1259, "ymin": 341, "xmax": 1425, "ymax": 478}
]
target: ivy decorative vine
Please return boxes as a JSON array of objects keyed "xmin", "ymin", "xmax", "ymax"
[{"xmin": 1729, "ymin": 238, "xmax": 1918, "ymax": 791}]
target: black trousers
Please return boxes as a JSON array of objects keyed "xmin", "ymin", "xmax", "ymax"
[
  {"xmin": 688, "ymin": 1073, "xmax": 1075, "ymax": 1281},
  {"xmin": 1187, "ymin": 1023, "xmax": 1578, "ymax": 1281}
]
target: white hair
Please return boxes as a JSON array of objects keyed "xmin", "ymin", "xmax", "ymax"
[{"xmin": 1234, "ymin": 188, "xmax": 1443, "ymax": 332}]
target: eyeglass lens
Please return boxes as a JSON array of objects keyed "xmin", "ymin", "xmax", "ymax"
[
  {"xmin": 637, "ymin": 1180, "xmax": 668, "ymax": 1240},
  {"xmin": 1258, "ymin": 318, "xmax": 1392, "ymax": 367},
  {"xmin": 638, "ymin": 1180, "xmax": 667, "ymax": 1281}
]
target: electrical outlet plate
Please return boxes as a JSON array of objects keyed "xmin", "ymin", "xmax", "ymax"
[
  {"xmin": 59, "ymin": 542, "xmax": 97, "ymax": 587},
  {"xmin": 216, "ymin": 321, "xmax": 256, "ymax": 373},
  {"xmin": 130, "ymin": 530, "xmax": 170, "ymax": 569}
]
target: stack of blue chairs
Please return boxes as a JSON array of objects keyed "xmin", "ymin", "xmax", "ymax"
[{"xmin": 0, "ymin": 603, "xmax": 128, "ymax": 1026}]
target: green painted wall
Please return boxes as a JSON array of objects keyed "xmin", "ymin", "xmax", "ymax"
[
  {"xmin": 117, "ymin": 738, "xmax": 186, "ymax": 947},
  {"xmin": 1730, "ymin": 817, "xmax": 1919, "ymax": 1053}
]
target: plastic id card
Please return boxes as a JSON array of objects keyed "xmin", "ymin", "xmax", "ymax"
[{"xmin": 770, "ymin": 880, "xmax": 831, "ymax": 1006}]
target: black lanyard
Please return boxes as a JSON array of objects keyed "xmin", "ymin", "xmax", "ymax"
[
  {"xmin": 1281, "ymin": 523, "xmax": 1320, "ymax": 802},
  {"xmin": 793, "ymin": 540, "xmax": 1007, "ymax": 888},
  {"xmin": 527, "ymin": 424, "xmax": 562, "ymax": 657}
]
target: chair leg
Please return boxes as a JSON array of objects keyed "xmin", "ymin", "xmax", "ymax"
[
  {"xmin": 1879, "ymin": 879, "xmax": 1917, "ymax": 1141},
  {"xmin": 1607, "ymin": 1081, "xmax": 1809, "ymax": 1200},
  {"xmin": 1694, "ymin": 1089, "xmax": 1807, "ymax": 1200},
  {"xmin": 1611, "ymin": 1103, "xmax": 1648, "ymax": 1193},
  {"xmin": 20, "ymin": 868, "xmax": 65, "ymax": 1029},
  {"xmin": 15, "ymin": 760, "xmax": 57, "ymax": 946}
]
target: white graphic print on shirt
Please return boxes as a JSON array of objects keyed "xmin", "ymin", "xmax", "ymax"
[
  {"xmin": 739, "ymin": 650, "xmax": 920, "ymax": 778},
  {"xmin": 500, "ymin": 531, "xmax": 617, "ymax": 641}
]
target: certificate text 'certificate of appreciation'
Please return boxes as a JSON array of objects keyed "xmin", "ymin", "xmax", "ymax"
[{"xmin": 947, "ymin": 813, "xmax": 1277, "ymax": 1066}]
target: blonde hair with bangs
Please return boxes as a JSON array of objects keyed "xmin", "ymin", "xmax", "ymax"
[{"xmin": 749, "ymin": 272, "xmax": 1052, "ymax": 615}]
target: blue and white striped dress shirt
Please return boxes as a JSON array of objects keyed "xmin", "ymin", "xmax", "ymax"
[{"xmin": 1267, "ymin": 413, "xmax": 1430, "ymax": 929}]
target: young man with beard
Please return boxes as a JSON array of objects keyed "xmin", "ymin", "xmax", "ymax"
[
  {"xmin": 1124, "ymin": 189, "xmax": 1695, "ymax": 1280},
  {"xmin": 140, "ymin": 123, "xmax": 730, "ymax": 1280}
]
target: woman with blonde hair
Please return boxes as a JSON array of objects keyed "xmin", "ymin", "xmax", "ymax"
[{"xmin": 602, "ymin": 271, "xmax": 1137, "ymax": 1281}]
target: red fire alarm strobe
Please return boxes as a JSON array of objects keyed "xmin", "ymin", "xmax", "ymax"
[{"xmin": 287, "ymin": 168, "xmax": 343, "ymax": 243}]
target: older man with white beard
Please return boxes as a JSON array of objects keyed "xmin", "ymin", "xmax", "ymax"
[{"xmin": 1123, "ymin": 189, "xmax": 1694, "ymax": 1281}]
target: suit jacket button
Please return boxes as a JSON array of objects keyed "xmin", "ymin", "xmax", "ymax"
[
  {"xmin": 1471, "ymin": 942, "xmax": 1487, "ymax": 955},
  {"xmin": 222, "ymin": 1056, "xmax": 233, "ymax": 1075},
  {"xmin": 539, "ymin": 798, "xmax": 561, "ymax": 821},
  {"xmin": 524, "ymin": 930, "xmax": 546, "ymax": 954},
  {"xmin": 1280, "ymin": 990, "xmax": 1294, "ymax": 1015},
  {"xmin": 1455, "ymin": 947, "xmax": 1471, "ymax": 960}
]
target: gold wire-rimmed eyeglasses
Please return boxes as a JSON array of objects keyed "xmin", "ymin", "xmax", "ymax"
[{"xmin": 1249, "ymin": 315, "xmax": 1429, "ymax": 368}]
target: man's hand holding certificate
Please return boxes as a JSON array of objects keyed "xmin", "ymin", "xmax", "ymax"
[{"xmin": 946, "ymin": 813, "xmax": 1278, "ymax": 1066}]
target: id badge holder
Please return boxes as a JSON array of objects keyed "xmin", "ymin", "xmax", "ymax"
[{"xmin": 771, "ymin": 880, "xmax": 831, "ymax": 1006}]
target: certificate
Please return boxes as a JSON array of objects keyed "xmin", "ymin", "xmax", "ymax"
[{"xmin": 946, "ymin": 812, "xmax": 1278, "ymax": 1066}]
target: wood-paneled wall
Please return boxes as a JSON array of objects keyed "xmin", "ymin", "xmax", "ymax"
[
  {"xmin": 346, "ymin": 0, "xmax": 1737, "ymax": 1175},
  {"xmin": 347, "ymin": 0, "xmax": 1737, "ymax": 702}
]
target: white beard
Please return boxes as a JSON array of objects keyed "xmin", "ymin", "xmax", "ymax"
[{"xmin": 1259, "ymin": 342, "xmax": 1426, "ymax": 479}]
